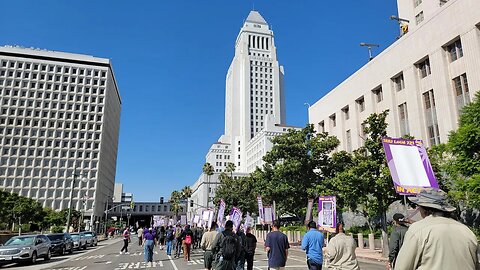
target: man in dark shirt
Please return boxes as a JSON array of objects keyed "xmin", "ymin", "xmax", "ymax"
[
  {"xmin": 388, "ymin": 213, "xmax": 409, "ymax": 269},
  {"xmin": 211, "ymin": 220, "xmax": 241, "ymax": 270},
  {"xmin": 245, "ymin": 226, "xmax": 257, "ymax": 270},
  {"xmin": 265, "ymin": 220, "xmax": 290, "ymax": 270}
]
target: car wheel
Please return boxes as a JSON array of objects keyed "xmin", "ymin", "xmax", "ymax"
[
  {"xmin": 45, "ymin": 250, "xmax": 51, "ymax": 261},
  {"xmin": 83, "ymin": 243, "xmax": 87, "ymax": 250},
  {"xmin": 61, "ymin": 246, "xmax": 65, "ymax": 256},
  {"xmin": 69, "ymin": 245, "xmax": 73, "ymax": 254},
  {"xmin": 30, "ymin": 251, "xmax": 37, "ymax": 264}
]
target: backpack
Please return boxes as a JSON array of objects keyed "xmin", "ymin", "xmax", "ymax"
[
  {"xmin": 185, "ymin": 235, "xmax": 192, "ymax": 245},
  {"xmin": 221, "ymin": 232, "xmax": 237, "ymax": 261},
  {"xmin": 166, "ymin": 230, "xmax": 174, "ymax": 241}
]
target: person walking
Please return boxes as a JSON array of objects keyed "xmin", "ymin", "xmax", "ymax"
[
  {"xmin": 120, "ymin": 226, "xmax": 130, "ymax": 254},
  {"xmin": 174, "ymin": 224, "xmax": 183, "ymax": 258},
  {"xmin": 212, "ymin": 220, "xmax": 241, "ymax": 270},
  {"xmin": 395, "ymin": 188, "xmax": 479, "ymax": 270},
  {"xmin": 244, "ymin": 226, "xmax": 257, "ymax": 270},
  {"xmin": 301, "ymin": 221, "xmax": 324, "ymax": 270},
  {"xmin": 387, "ymin": 213, "xmax": 409, "ymax": 270},
  {"xmin": 142, "ymin": 228, "xmax": 156, "ymax": 267},
  {"xmin": 265, "ymin": 220, "xmax": 290, "ymax": 270},
  {"xmin": 324, "ymin": 222, "xmax": 360, "ymax": 270},
  {"xmin": 201, "ymin": 222, "xmax": 219, "ymax": 270},
  {"xmin": 182, "ymin": 225, "xmax": 194, "ymax": 262},
  {"xmin": 235, "ymin": 226, "xmax": 247, "ymax": 270},
  {"xmin": 137, "ymin": 227, "xmax": 144, "ymax": 246},
  {"xmin": 157, "ymin": 226, "xmax": 165, "ymax": 250},
  {"xmin": 165, "ymin": 225, "xmax": 175, "ymax": 256}
]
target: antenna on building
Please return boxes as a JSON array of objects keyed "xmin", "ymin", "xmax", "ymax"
[
  {"xmin": 360, "ymin": 42, "xmax": 380, "ymax": 61},
  {"xmin": 252, "ymin": 1, "xmax": 255, "ymax": 11}
]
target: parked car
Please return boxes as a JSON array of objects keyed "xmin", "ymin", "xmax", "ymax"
[
  {"xmin": 47, "ymin": 233, "xmax": 74, "ymax": 255},
  {"xmin": 0, "ymin": 234, "xmax": 51, "ymax": 265},
  {"xmin": 83, "ymin": 231, "xmax": 97, "ymax": 247},
  {"xmin": 70, "ymin": 232, "xmax": 87, "ymax": 250}
]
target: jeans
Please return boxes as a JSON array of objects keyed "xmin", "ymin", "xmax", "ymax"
[
  {"xmin": 245, "ymin": 253, "xmax": 254, "ymax": 270},
  {"xmin": 166, "ymin": 240, "xmax": 173, "ymax": 256},
  {"xmin": 144, "ymin": 240, "xmax": 154, "ymax": 262},
  {"xmin": 120, "ymin": 239, "xmax": 129, "ymax": 253},
  {"xmin": 236, "ymin": 257, "xmax": 245, "ymax": 270},
  {"xmin": 174, "ymin": 239, "xmax": 182, "ymax": 257},
  {"xmin": 307, "ymin": 258, "xmax": 322, "ymax": 270}
]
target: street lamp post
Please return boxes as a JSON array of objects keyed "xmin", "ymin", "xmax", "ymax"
[
  {"xmin": 103, "ymin": 196, "xmax": 113, "ymax": 236},
  {"xmin": 66, "ymin": 168, "xmax": 87, "ymax": 233},
  {"xmin": 359, "ymin": 43, "xmax": 380, "ymax": 61}
]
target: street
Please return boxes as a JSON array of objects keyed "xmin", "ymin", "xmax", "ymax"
[{"xmin": 0, "ymin": 236, "xmax": 386, "ymax": 270}]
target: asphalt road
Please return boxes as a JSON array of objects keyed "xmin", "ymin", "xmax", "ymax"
[{"xmin": 0, "ymin": 236, "xmax": 386, "ymax": 270}]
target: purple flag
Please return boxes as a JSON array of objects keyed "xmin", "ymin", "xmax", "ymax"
[{"xmin": 217, "ymin": 199, "xmax": 226, "ymax": 225}]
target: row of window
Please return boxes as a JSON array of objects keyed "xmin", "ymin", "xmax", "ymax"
[
  {"xmin": 0, "ymin": 60, "xmax": 107, "ymax": 78},
  {"xmin": 215, "ymin": 154, "xmax": 230, "ymax": 159},
  {"xmin": 0, "ymin": 70, "xmax": 107, "ymax": 86},
  {"xmin": 1, "ymin": 119, "xmax": 102, "ymax": 133},
  {"xmin": 133, "ymin": 204, "xmax": 170, "ymax": 212},
  {"xmin": 248, "ymin": 35, "xmax": 270, "ymax": 50},
  {"xmin": 0, "ymin": 80, "xmax": 106, "ymax": 96},
  {"xmin": 1, "ymin": 147, "xmax": 100, "ymax": 159},
  {"xmin": 0, "ymin": 157, "xmax": 97, "ymax": 169},
  {"xmin": 250, "ymin": 60, "xmax": 273, "ymax": 67}
]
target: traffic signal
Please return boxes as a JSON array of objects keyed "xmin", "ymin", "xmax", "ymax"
[
  {"xmin": 130, "ymin": 201, "xmax": 134, "ymax": 209},
  {"xmin": 160, "ymin": 197, "xmax": 164, "ymax": 204},
  {"xmin": 190, "ymin": 200, "xmax": 193, "ymax": 207},
  {"xmin": 401, "ymin": 23, "xmax": 409, "ymax": 35}
]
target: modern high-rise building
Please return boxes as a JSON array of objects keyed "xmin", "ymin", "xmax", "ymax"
[
  {"xmin": 0, "ymin": 46, "xmax": 121, "ymax": 228},
  {"xmin": 190, "ymin": 11, "xmax": 298, "ymax": 217},
  {"xmin": 308, "ymin": 0, "xmax": 480, "ymax": 151}
]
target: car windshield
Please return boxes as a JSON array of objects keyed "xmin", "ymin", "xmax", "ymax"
[
  {"xmin": 4, "ymin": 236, "xmax": 35, "ymax": 246},
  {"xmin": 47, "ymin": 235, "xmax": 63, "ymax": 241},
  {"xmin": 84, "ymin": 232, "xmax": 92, "ymax": 236},
  {"xmin": 71, "ymin": 234, "xmax": 80, "ymax": 239}
]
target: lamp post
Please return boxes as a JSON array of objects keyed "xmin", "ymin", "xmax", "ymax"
[
  {"xmin": 103, "ymin": 195, "xmax": 113, "ymax": 236},
  {"xmin": 359, "ymin": 43, "xmax": 380, "ymax": 61},
  {"xmin": 66, "ymin": 168, "xmax": 87, "ymax": 233}
]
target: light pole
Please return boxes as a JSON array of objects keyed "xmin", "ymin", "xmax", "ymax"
[
  {"xmin": 359, "ymin": 43, "xmax": 380, "ymax": 61},
  {"xmin": 103, "ymin": 195, "xmax": 113, "ymax": 236},
  {"xmin": 66, "ymin": 168, "xmax": 87, "ymax": 233}
]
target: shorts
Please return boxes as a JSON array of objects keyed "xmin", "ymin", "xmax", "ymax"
[{"xmin": 204, "ymin": 250, "xmax": 214, "ymax": 269}]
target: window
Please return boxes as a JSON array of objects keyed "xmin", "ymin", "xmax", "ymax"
[
  {"xmin": 423, "ymin": 90, "xmax": 440, "ymax": 146},
  {"xmin": 356, "ymin": 96, "xmax": 365, "ymax": 112},
  {"xmin": 392, "ymin": 73, "xmax": 405, "ymax": 91},
  {"xmin": 398, "ymin": 103, "xmax": 409, "ymax": 136},
  {"xmin": 318, "ymin": 121, "xmax": 325, "ymax": 133},
  {"xmin": 329, "ymin": 114, "xmax": 336, "ymax": 127},
  {"xmin": 417, "ymin": 58, "xmax": 431, "ymax": 78},
  {"xmin": 446, "ymin": 39, "xmax": 463, "ymax": 62},
  {"xmin": 342, "ymin": 106, "xmax": 350, "ymax": 120},
  {"xmin": 453, "ymin": 73, "xmax": 470, "ymax": 113},
  {"xmin": 372, "ymin": 86, "xmax": 383, "ymax": 103},
  {"xmin": 346, "ymin": 130, "xmax": 352, "ymax": 153},
  {"xmin": 415, "ymin": 11, "xmax": 424, "ymax": 25},
  {"xmin": 439, "ymin": 0, "xmax": 449, "ymax": 6}
]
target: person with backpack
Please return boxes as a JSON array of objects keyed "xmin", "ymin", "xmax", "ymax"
[
  {"xmin": 211, "ymin": 220, "xmax": 241, "ymax": 270},
  {"xmin": 244, "ymin": 226, "xmax": 257, "ymax": 270},
  {"xmin": 157, "ymin": 226, "xmax": 166, "ymax": 250},
  {"xmin": 388, "ymin": 213, "xmax": 409, "ymax": 269},
  {"xmin": 235, "ymin": 226, "xmax": 248, "ymax": 270},
  {"xmin": 265, "ymin": 220, "xmax": 290, "ymax": 270},
  {"xmin": 174, "ymin": 225, "xmax": 183, "ymax": 258},
  {"xmin": 165, "ymin": 225, "xmax": 175, "ymax": 256},
  {"xmin": 120, "ymin": 226, "xmax": 130, "ymax": 254},
  {"xmin": 181, "ymin": 225, "xmax": 194, "ymax": 261},
  {"xmin": 201, "ymin": 222, "xmax": 219, "ymax": 270}
]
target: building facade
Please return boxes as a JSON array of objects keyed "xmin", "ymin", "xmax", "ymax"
[
  {"xmin": 0, "ymin": 46, "xmax": 121, "ymax": 225},
  {"xmin": 309, "ymin": 0, "xmax": 480, "ymax": 151},
  {"xmin": 189, "ymin": 11, "xmax": 298, "ymax": 217}
]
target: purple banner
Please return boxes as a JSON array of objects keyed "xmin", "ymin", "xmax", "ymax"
[
  {"xmin": 318, "ymin": 196, "xmax": 336, "ymax": 233},
  {"xmin": 230, "ymin": 207, "xmax": 243, "ymax": 230},
  {"xmin": 382, "ymin": 137, "xmax": 439, "ymax": 195},
  {"xmin": 257, "ymin": 196, "xmax": 264, "ymax": 223},
  {"xmin": 217, "ymin": 199, "xmax": 226, "ymax": 225}
]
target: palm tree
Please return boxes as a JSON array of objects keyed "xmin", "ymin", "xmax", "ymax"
[
  {"xmin": 226, "ymin": 162, "xmax": 236, "ymax": 179},
  {"xmin": 181, "ymin": 186, "xmax": 193, "ymax": 199},
  {"xmin": 202, "ymin": 163, "xmax": 214, "ymax": 207},
  {"xmin": 169, "ymin": 190, "xmax": 182, "ymax": 222}
]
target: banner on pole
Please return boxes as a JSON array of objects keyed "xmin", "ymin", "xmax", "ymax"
[
  {"xmin": 263, "ymin": 206, "xmax": 273, "ymax": 224},
  {"xmin": 207, "ymin": 210, "xmax": 214, "ymax": 229},
  {"xmin": 318, "ymin": 196, "xmax": 336, "ymax": 233},
  {"xmin": 257, "ymin": 196, "xmax": 264, "ymax": 223},
  {"xmin": 153, "ymin": 215, "xmax": 162, "ymax": 227},
  {"xmin": 230, "ymin": 207, "xmax": 243, "ymax": 231},
  {"xmin": 244, "ymin": 212, "xmax": 253, "ymax": 228},
  {"xmin": 180, "ymin": 215, "xmax": 187, "ymax": 225},
  {"xmin": 305, "ymin": 199, "xmax": 314, "ymax": 225},
  {"xmin": 382, "ymin": 138, "xmax": 439, "ymax": 195},
  {"xmin": 217, "ymin": 199, "xmax": 226, "ymax": 225},
  {"xmin": 193, "ymin": 215, "xmax": 200, "ymax": 224}
]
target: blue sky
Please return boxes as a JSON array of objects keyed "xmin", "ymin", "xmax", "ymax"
[{"xmin": 0, "ymin": 1, "xmax": 399, "ymax": 201}]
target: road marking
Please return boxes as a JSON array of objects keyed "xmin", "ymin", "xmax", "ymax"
[
  {"xmin": 106, "ymin": 261, "xmax": 112, "ymax": 264},
  {"xmin": 168, "ymin": 255, "xmax": 179, "ymax": 270},
  {"xmin": 114, "ymin": 261, "xmax": 162, "ymax": 269},
  {"xmin": 50, "ymin": 267, "xmax": 88, "ymax": 270},
  {"xmin": 73, "ymin": 254, "xmax": 105, "ymax": 261}
]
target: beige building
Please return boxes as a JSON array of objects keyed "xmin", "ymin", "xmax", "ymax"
[{"xmin": 309, "ymin": 0, "xmax": 480, "ymax": 151}]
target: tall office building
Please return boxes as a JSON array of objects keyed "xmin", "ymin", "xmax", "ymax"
[
  {"xmin": 0, "ymin": 46, "xmax": 121, "ymax": 226},
  {"xmin": 308, "ymin": 0, "xmax": 480, "ymax": 152},
  {"xmin": 190, "ymin": 11, "xmax": 297, "ymax": 216}
]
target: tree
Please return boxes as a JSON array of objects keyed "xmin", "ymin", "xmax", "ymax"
[
  {"xmin": 181, "ymin": 186, "xmax": 193, "ymax": 199},
  {"xmin": 226, "ymin": 162, "xmax": 236, "ymax": 179},
  {"xmin": 169, "ymin": 190, "xmax": 183, "ymax": 221},
  {"xmin": 215, "ymin": 174, "xmax": 257, "ymax": 214},
  {"xmin": 202, "ymin": 162, "xmax": 214, "ymax": 207}
]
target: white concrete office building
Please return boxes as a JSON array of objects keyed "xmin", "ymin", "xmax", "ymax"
[
  {"xmin": 309, "ymin": 0, "xmax": 480, "ymax": 151},
  {"xmin": 0, "ymin": 46, "xmax": 121, "ymax": 226},
  {"xmin": 190, "ymin": 11, "xmax": 297, "ymax": 215}
]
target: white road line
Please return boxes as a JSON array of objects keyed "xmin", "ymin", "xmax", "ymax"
[{"xmin": 168, "ymin": 255, "xmax": 179, "ymax": 270}]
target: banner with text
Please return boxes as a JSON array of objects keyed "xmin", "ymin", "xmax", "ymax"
[
  {"xmin": 318, "ymin": 196, "xmax": 336, "ymax": 233},
  {"xmin": 382, "ymin": 137, "xmax": 439, "ymax": 195},
  {"xmin": 217, "ymin": 199, "xmax": 226, "ymax": 226},
  {"xmin": 257, "ymin": 196, "xmax": 264, "ymax": 223}
]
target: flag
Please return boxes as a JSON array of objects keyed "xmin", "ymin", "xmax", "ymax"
[{"xmin": 217, "ymin": 199, "xmax": 226, "ymax": 226}]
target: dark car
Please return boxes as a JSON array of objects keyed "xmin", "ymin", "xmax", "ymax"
[
  {"xmin": 47, "ymin": 233, "xmax": 74, "ymax": 256},
  {"xmin": 83, "ymin": 231, "xmax": 97, "ymax": 247},
  {"xmin": 0, "ymin": 234, "xmax": 51, "ymax": 265}
]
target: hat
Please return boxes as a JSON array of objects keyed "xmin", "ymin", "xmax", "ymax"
[
  {"xmin": 408, "ymin": 188, "xmax": 456, "ymax": 212},
  {"xmin": 392, "ymin": 213, "xmax": 405, "ymax": 222}
]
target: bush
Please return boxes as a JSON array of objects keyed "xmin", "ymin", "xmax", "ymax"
[{"xmin": 51, "ymin": 225, "xmax": 64, "ymax": 233}]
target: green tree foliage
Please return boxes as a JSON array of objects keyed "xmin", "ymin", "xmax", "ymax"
[
  {"xmin": 169, "ymin": 190, "xmax": 183, "ymax": 220},
  {"xmin": 0, "ymin": 190, "xmax": 45, "ymax": 230},
  {"xmin": 215, "ymin": 173, "xmax": 257, "ymax": 214}
]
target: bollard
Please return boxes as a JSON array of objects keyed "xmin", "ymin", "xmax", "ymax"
[
  {"xmin": 368, "ymin": 233, "xmax": 375, "ymax": 251},
  {"xmin": 358, "ymin": 233, "xmax": 364, "ymax": 248}
]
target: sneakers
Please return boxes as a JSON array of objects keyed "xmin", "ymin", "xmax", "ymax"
[
  {"xmin": 119, "ymin": 251, "xmax": 123, "ymax": 254},
  {"xmin": 125, "ymin": 252, "xmax": 130, "ymax": 254}
]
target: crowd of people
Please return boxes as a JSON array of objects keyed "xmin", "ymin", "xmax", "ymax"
[{"xmin": 114, "ymin": 188, "xmax": 479, "ymax": 270}]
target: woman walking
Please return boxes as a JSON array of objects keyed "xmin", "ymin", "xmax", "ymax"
[
  {"xmin": 181, "ymin": 225, "xmax": 194, "ymax": 262},
  {"xmin": 158, "ymin": 226, "xmax": 166, "ymax": 250},
  {"xmin": 143, "ymin": 228, "xmax": 157, "ymax": 267}
]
